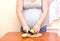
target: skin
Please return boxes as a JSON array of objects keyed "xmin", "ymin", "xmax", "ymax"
[{"xmin": 16, "ymin": 0, "xmax": 50, "ymax": 33}]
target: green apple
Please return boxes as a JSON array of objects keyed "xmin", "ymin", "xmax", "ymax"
[
  {"xmin": 22, "ymin": 34, "xmax": 27, "ymax": 38},
  {"xmin": 30, "ymin": 29, "xmax": 35, "ymax": 34}
]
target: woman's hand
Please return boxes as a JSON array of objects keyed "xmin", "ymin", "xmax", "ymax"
[
  {"xmin": 33, "ymin": 24, "xmax": 41, "ymax": 33},
  {"xmin": 23, "ymin": 25, "xmax": 30, "ymax": 33}
]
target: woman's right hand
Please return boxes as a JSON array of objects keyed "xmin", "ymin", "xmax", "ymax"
[{"xmin": 23, "ymin": 25, "xmax": 30, "ymax": 33}]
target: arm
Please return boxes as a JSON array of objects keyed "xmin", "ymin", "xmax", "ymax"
[
  {"xmin": 37, "ymin": 0, "xmax": 50, "ymax": 26},
  {"xmin": 16, "ymin": 0, "xmax": 30, "ymax": 32},
  {"xmin": 16, "ymin": 0, "xmax": 26, "ymax": 26},
  {"xmin": 33, "ymin": 0, "xmax": 50, "ymax": 33}
]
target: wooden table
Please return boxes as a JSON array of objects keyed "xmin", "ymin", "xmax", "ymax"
[{"xmin": 1, "ymin": 32, "xmax": 60, "ymax": 41}]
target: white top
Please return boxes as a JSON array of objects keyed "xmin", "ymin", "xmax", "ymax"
[
  {"xmin": 23, "ymin": 0, "xmax": 47, "ymax": 28},
  {"xmin": 24, "ymin": 0, "xmax": 42, "ymax": 9}
]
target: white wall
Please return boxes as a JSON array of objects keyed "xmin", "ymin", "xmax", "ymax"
[{"xmin": 0, "ymin": 0, "xmax": 21, "ymax": 38}]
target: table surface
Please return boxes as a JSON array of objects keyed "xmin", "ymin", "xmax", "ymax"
[{"xmin": 1, "ymin": 32, "xmax": 60, "ymax": 41}]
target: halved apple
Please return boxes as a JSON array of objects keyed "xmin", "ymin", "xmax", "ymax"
[
  {"xmin": 22, "ymin": 33, "xmax": 27, "ymax": 38},
  {"xmin": 29, "ymin": 29, "xmax": 35, "ymax": 35}
]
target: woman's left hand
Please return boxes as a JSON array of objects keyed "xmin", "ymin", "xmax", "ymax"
[{"xmin": 33, "ymin": 24, "xmax": 41, "ymax": 33}]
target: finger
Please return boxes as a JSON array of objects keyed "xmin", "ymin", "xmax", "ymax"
[
  {"xmin": 26, "ymin": 30, "xmax": 29, "ymax": 33},
  {"xmin": 35, "ymin": 29, "xmax": 39, "ymax": 33},
  {"xmin": 34, "ymin": 30, "xmax": 38, "ymax": 33}
]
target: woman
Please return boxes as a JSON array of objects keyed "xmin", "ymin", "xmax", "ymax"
[{"xmin": 16, "ymin": 0, "xmax": 50, "ymax": 33}]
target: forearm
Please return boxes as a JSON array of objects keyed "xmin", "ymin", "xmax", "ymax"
[
  {"xmin": 16, "ymin": 0, "xmax": 27, "ymax": 27},
  {"xmin": 37, "ymin": 12, "xmax": 48, "ymax": 26},
  {"xmin": 16, "ymin": 11, "xmax": 27, "ymax": 27},
  {"xmin": 37, "ymin": 0, "xmax": 50, "ymax": 26}
]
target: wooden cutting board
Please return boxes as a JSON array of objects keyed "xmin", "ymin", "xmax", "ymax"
[{"xmin": 22, "ymin": 33, "xmax": 42, "ymax": 38}]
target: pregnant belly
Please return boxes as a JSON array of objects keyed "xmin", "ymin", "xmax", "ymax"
[{"xmin": 23, "ymin": 9, "xmax": 42, "ymax": 28}]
